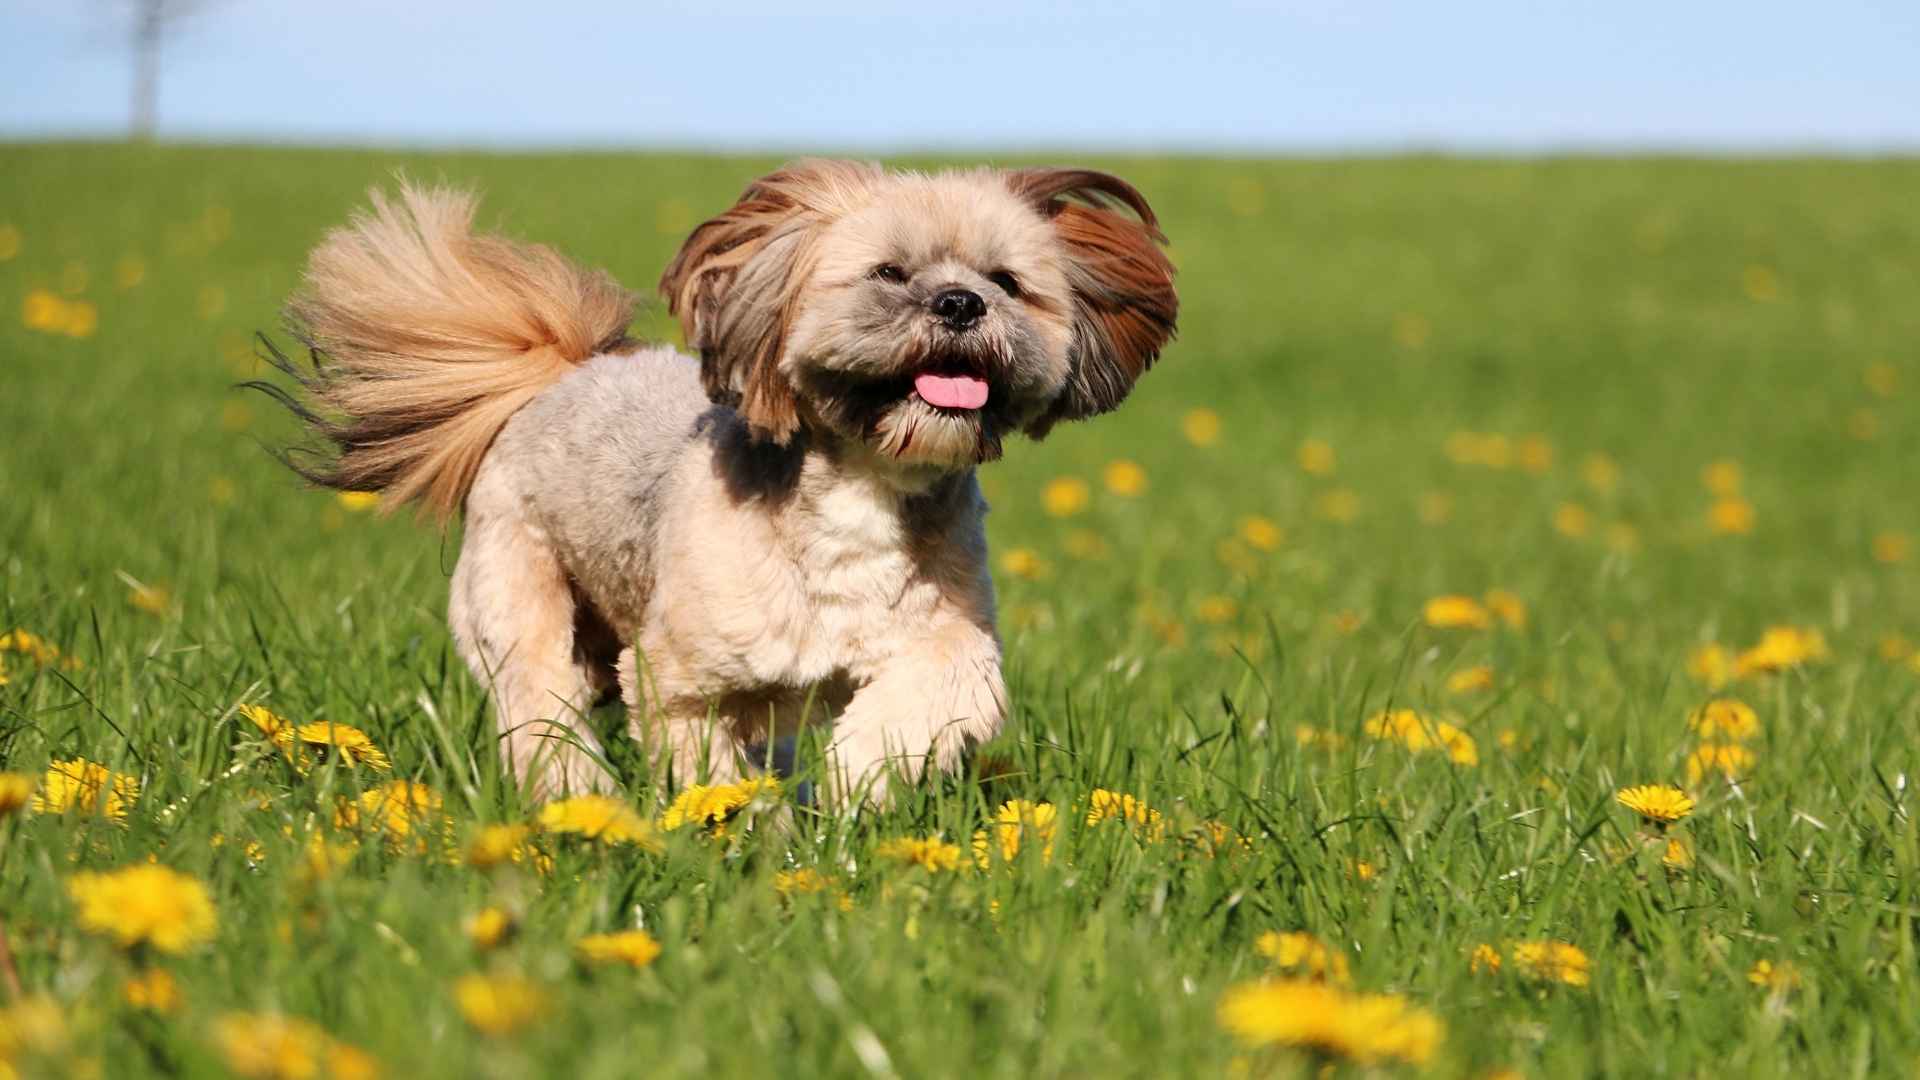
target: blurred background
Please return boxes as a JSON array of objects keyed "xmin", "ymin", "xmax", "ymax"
[
  {"xmin": 4, "ymin": 0, "xmax": 1919, "ymax": 152},
  {"xmin": 3, "ymin": 0, "xmax": 1918, "ymax": 681}
]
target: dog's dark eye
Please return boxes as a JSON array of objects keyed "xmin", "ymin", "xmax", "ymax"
[
  {"xmin": 871, "ymin": 264, "xmax": 908, "ymax": 284},
  {"xmin": 986, "ymin": 270, "xmax": 1021, "ymax": 297}
]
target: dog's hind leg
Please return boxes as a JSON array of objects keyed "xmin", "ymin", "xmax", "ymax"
[{"xmin": 450, "ymin": 467, "xmax": 616, "ymax": 799}]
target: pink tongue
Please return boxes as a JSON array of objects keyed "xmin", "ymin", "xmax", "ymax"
[{"xmin": 914, "ymin": 372, "xmax": 989, "ymax": 410}]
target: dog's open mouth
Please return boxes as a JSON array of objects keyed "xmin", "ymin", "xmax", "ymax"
[{"xmin": 908, "ymin": 356, "xmax": 991, "ymax": 411}]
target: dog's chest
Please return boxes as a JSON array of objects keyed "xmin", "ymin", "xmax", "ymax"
[{"xmin": 655, "ymin": 455, "xmax": 944, "ymax": 690}]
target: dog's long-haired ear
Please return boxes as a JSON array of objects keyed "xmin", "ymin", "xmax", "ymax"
[
  {"xmin": 659, "ymin": 159, "xmax": 882, "ymax": 443},
  {"xmin": 1006, "ymin": 168, "xmax": 1178, "ymax": 438}
]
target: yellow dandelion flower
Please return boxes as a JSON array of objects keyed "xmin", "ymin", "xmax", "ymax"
[
  {"xmin": 298, "ymin": 833, "xmax": 358, "ymax": 883},
  {"xmin": 1701, "ymin": 459, "xmax": 1743, "ymax": 496},
  {"xmin": 277, "ymin": 720, "xmax": 393, "ymax": 772},
  {"xmin": 0, "ymin": 996, "xmax": 67, "ymax": 1072},
  {"xmin": 1294, "ymin": 724, "xmax": 1346, "ymax": 749},
  {"xmin": 1605, "ymin": 522, "xmax": 1641, "ymax": 553},
  {"xmin": 1688, "ymin": 699, "xmax": 1759, "ymax": 740},
  {"xmin": 1734, "ymin": 625, "xmax": 1827, "ymax": 676},
  {"xmin": 972, "ymin": 799, "xmax": 1058, "ymax": 867},
  {"xmin": 1847, "ymin": 407, "xmax": 1881, "ymax": 441},
  {"xmin": 33, "ymin": 758, "xmax": 139, "ymax": 820},
  {"xmin": 1, "ymin": 628, "xmax": 69, "ymax": 667},
  {"xmin": 128, "ymin": 583, "xmax": 171, "ymax": 616},
  {"xmin": 1194, "ymin": 595, "xmax": 1238, "ymax": 625},
  {"xmin": 875, "ymin": 835, "xmax": 963, "ymax": 872},
  {"xmin": 1041, "ymin": 477, "xmax": 1090, "ymax": 518},
  {"xmin": 0, "ymin": 223, "xmax": 19, "ymax": 260},
  {"xmin": 537, "ymin": 795, "xmax": 659, "ymax": 850},
  {"xmin": 1392, "ymin": 311, "xmax": 1432, "ymax": 350},
  {"xmin": 1313, "ymin": 488, "xmax": 1360, "ymax": 523},
  {"xmin": 115, "ymin": 254, "xmax": 146, "ymax": 289},
  {"xmin": 1417, "ymin": 490, "xmax": 1453, "ymax": 525},
  {"xmin": 1469, "ymin": 943, "xmax": 1502, "ymax": 974},
  {"xmin": 1709, "ymin": 497, "xmax": 1755, "ymax": 535},
  {"xmin": 1446, "ymin": 666, "xmax": 1495, "ymax": 695},
  {"xmin": 1253, "ymin": 931, "xmax": 1351, "ymax": 985},
  {"xmin": 1179, "ymin": 820, "xmax": 1255, "ymax": 860},
  {"xmin": 575, "ymin": 929, "xmax": 662, "ymax": 969},
  {"xmin": 660, "ymin": 776, "xmax": 780, "ymax": 836},
  {"xmin": 1363, "ymin": 710, "xmax": 1478, "ymax": 765},
  {"xmin": 1581, "ymin": 453, "xmax": 1621, "ymax": 495},
  {"xmin": 1484, "ymin": 589, "xmax": 1527, "ymax": 629},
  {"xmin": 1102, "ymin": 459, "xmax": 1147, "ymax": 496},
  {"xmin": 57, "ymin": 296, "xmax": 96, "ymax": 338},
  {"xmin": 1742, "ymin": 264, "xmax": 1780, "ymax": 302},
  {"xmin": 1216, "ymin": 979, "xmax": 1441, "ymax": 1066},
  {"xmin": 1687, "ymin": 644, "xmax": 1733, "ymax": 689},
  {"xmin": 336, "ymin": 491, "xmax": 381, "ymax": 512},
  {"xmin": 1296, "ymin": 439, "xmax": 1336, "ymax": 476},
  {"xmin": 239, "ymin": 704, "xmax": 290, "ymax": 737},
  {"xmin": 464, "ymin": 908, "xmax": 515, "ymax": 950},
  {"xmin": 774, "ymin": 867, "xmax": 828, "ymax": 895},
  {"xmin": 1552, "ymin": 502, "xmax": 1592, "ymax": 539},
  {"xmin": 1238, "ymin": 515, "xmax": 1284, "ymax": 551},
  {"xmin": 67, "ymin": 864, "xmax": 217, "ymax": 954},
  {"xmin": 22, "ymin": 289, "xmax": 63, "ymax": 332},
  {"xmin": 453, "ymin": 974, "xmax": 546, "ymax": 1036},
  {"xmin": 1865, "ymin": 361, "xmax": 1898, "ymax": 398},
  {"xmin": 1448, "ymin": 431, "xmax": 1512, "ymax": 468},
  {"xmin": 1084, "ymin": 789, "xmax": 1165, "ymax": 840},
  {"xmin": 122, "ymin": 968, "xmax": 183, "ymax": 1013},
  {"xmin": 773, "ymin": 869, "xmax": 851, "ymax": 910},
  {"xmin": 335, "ymin": 781, "xmax": 444, "ymax": 841},
  {"xmin": 1615, "ymin": 784, "xmax": 1694, "ymax": 824},
  {"xmin": 1687, "ymin": 743, "xmax": 1756, "ymax": 785},
  {"xmin": 999, "ymin": 547, "xmax": 1046, "ymax": 580},
  {"xmin": 1517, "ymin": 434, "xmax": 1554, "ymax": 474},
  {"xmin": 1424, "ymin": 595, "xmax": 1491, "ymax": 630},
  {"xmin": 466, "ymin": 823, "xmax": 549, "ymax": 873},
  {"xmin": 0, "ymin": 772, "xmax": 32, "ymax": 816},
  {"xmin": 1747, "ymin": 959, "xmax": 1801, "ymax": 992},
  {"xmin": 1061, "ymin": 529, "xmax": 1108, "ymax": 560},
  {"xmin": 1510, "ymin": 940, "xmax": 1590, "ymax": 986},
  {"xmin": 1181, "ymin": 407, "xmax": 1222, "ymax": 447},
  {"xmin": 215, "ymin": 1013, "xmax": 379, "ymax": 1080},
  {"xmin": 1350, "ymin": 859, "xmax": 1378, "ymax": 881},
  {"xmin": 1879, "ymin": 634, "xmax": 1913, "ymax": 662},
  {"xmin": 1662, "ymin": 835, "xmax": 1694, "ymax": 870},
  {"xmin": 1873, "ymin": 531, "xmax": 1910, "ymax": 564}
]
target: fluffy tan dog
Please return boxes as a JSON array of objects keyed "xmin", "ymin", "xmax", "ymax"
[{"xmin": 264, "ymin": 160, "xmax": 1177, "ymax": 802}]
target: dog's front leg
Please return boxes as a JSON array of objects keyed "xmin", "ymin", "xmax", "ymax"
[{"xmin": 826, "ymin": 618, "xmax": 1006, "ymax": 807}]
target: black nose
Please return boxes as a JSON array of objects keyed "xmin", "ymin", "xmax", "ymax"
[{"xmin": 931, "ymin": 288, "xmax": 986, "ymax": 329}]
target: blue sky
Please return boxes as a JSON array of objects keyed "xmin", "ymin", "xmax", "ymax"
[{"xmin": 3, "ymin": 1, "xmax": 1917, "ymax": 151}]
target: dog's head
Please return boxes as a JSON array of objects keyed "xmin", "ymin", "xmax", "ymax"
[{"xmin": 659, "ymin": 160, "xmax": 1177, "ymax": 471}]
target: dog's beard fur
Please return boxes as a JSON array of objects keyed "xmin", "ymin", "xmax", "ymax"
[{"xmin": 789, "ymin": 332, "xmax": 1049, "ymax": 466}]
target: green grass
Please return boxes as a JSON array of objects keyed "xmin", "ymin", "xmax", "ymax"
[{"xmin": 4, "ymin": 142, "xmax": 1920, "ymax": 1078}]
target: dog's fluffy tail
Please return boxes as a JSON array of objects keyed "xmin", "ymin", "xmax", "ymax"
[{"xmin": 260, "ymin": 183, "xmax": 636, "ymax": 520}]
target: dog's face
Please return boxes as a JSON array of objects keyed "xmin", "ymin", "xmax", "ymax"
[{"xmin": 660, "ymin": 161, "xmax": 1177, "ymax": 471}]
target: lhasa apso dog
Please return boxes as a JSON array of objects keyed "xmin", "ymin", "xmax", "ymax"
[{"xmin": 264, "ymin": 160, "xmax": 1177, "ymax": 802}]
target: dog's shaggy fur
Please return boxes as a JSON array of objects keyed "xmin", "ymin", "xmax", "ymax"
[{"xmin": 266, "ymin": 161, "xmax": 1177, "ymax": 801}]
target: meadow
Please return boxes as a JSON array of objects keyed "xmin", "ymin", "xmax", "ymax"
[{"xmin": 2, "ymin": 142, "xmax": 1920, "ymax": 1078}]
